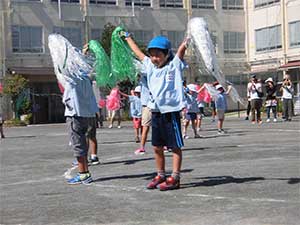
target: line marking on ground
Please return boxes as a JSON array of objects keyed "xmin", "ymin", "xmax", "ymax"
[
  {"xmin": 186, "ymin": 193, "xmax": 290, "ymax": 203},
  {"xmin": 63, "ymin": 165, "xmax": 78, "ymax": 179}
]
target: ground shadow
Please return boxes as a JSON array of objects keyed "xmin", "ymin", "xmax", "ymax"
[
  {"xmin": 181, "ymin": 176, "xmax": 300, "ymax": 189},
  {"xmin": 102, "ymin": 157, "xmax": 154, "ymax": 166},
  {"xmin": 93, "ymin": 169, "xmax": 194, "ymax": 183},
  {"xmin": 180, "ymin": 176, "xmax": 265, "ymax": 189},
  {"xmin": 3, "ymin": 135, "xmax": 37, "ymax": 139}
]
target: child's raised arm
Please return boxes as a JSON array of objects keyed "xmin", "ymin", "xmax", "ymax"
[
  {"xmin": 176, "ymin": 38, "xmax": 189, "ymax": 60},
  {"xmin": 120, "ymin": 31, "xmax": 146, "ymax": 61}
]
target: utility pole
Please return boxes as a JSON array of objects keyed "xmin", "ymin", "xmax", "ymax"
[
  {"xmin": 80, "ymin": 0, "xmax": 89, "ymax": 44},
  {"xmin": 183, "ymin": 0, "xmax": 193, "ymax": 82},
  {"xmin": 281, "ymin": 0, "xmax": 288, "ymax": 65}
]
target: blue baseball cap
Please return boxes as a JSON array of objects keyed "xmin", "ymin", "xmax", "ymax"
[{"xmin": 147, "ymin": 36, "xmax": 171, "ymax": 50}]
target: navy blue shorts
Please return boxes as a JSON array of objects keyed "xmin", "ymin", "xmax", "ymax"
[
  {"xmin": 151, "ymin": 111, "xmax": 184, "ymax": 149},
  {"xmin": 186, "ymin": 112, "xmax": 197, "ymax": 121}
]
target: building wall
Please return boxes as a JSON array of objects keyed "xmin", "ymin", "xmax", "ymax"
[{"xmin": 246, "ymin": 0, "xmax": 300, "ymax": 72}]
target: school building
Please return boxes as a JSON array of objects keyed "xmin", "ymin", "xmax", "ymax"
[{"xmin": 0, "ymin": 0, "xmax": 299, "ymax": 123}]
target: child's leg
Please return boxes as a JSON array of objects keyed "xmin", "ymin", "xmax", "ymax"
[
  {"xmin": 183, "ymin": 120, "xmax": 189, "ymax": 136},
  {"xmin": 172, "ymin": 148, "xmax": 182, "ymax": 176},
  {"xmin": 77, "ymin": 155, "xmax": 89, "ymax": 172},
  {"xmin": 191, "ymin": 119, "xmax": 197, "ymax": 136},
  {"xmin": 153, "ymin": 146, "xmax": 165, "ymax": 173},
  {"xmin": 218, "ymin": 119, "xmax": 224, "ymax": 130}
]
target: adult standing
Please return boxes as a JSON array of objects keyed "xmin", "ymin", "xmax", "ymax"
[
  {"xmin": 247, "ymin": 75, "xmax": 263, "ymax": 124},
  {"xmin": 265, "ymin": 77, "xmax": 278, "ymax": 122},
  {"xmin": 280, "ymin": 74, "xmax": 294, "ymax": 121}
]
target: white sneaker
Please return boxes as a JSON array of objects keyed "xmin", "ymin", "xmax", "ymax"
[
  {"xmin": 117, "ymin": 125, "xmax": 121, "ymax": 129},
  {"xmin": 266, "ymin": 119, "xmax": 270, "ymax": 123},
  {"xmin": 183, "ymin": 135, "xmax": 189, "ymax": 139},
  {"xmin": 273, "ymin": 118, "xmax": 277, "ymax": 122},
  {"xmin": 108, "ymin": 124, "xmax": 113, "ymax": 129}
]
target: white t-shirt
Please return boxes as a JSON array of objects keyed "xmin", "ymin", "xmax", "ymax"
[
  {"xmin": 248, "ymin": 82, "xmax": 262, "ymax": 100},
  {"xmin": 282, "ymin": 85, "xmax": 293, "ymax": 99}
]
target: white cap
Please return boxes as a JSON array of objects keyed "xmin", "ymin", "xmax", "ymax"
[
  {"xmin": 215, "ymin": 84, "xmax": 223, "ymax": 90},
  {"xmin": 265, "ymin": 77, "xmax": 273, "ymax": 83},
  {"xmin": 187, "ymin": 84, "xmax": 197, "ymax": 92},
  {"xmin": 134, "ymin": 86, "xmax": 141, "ymax": 93}
]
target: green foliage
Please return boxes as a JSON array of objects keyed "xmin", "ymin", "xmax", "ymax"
[
  {"xmin": 4, "ymin": 118, "xmax": 27, "ymax": 127},
  {"xmin": 100, "ymin": 23, "xmax": 116, "ymax": 57},
  {"xmin": 3, "ymin": 74, "xmax": 28, "ymax": 99}
]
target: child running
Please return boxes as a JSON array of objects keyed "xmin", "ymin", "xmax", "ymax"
[
  {"xmin": 120, "ymin": 86, "xmax": 143, "ymax": 145},
  {"xmin": 120, "ymin": 30, "xmax": 188, "ymax": 191}
]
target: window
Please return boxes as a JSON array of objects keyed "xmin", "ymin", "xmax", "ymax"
[
  {"xmin": 254, "ymin": 0, "xmax": 280, "ymax": 8},
  {"xmin": 222, "ymin": 0, "xmax": 243, "ymax": 10},
  {"xmin": 223, "ymin": 31, "xmax": 245, "ymax": 53},
  {"xmin": 53, "ymin": 27, "xmax": 82, "ymax": 47},
  {"xmin": 51, "ymin": 0, "xmax": 80, "ymax": 3},
  {"xmin": 161, "ymin": 30, "xmax": 185, "ymax": 49},
  {"xmin": 289, "ymin": 21, "xmax": 300, "ymax": 47},
  {"xmin": 125, "ymin": 0, "xmax": 151, "ymax": 7},
  {"xmin": 131, "ymin": 30, "xmax": 153, "ymax": 45},
  {"xmin": 91, "ymin": 29, "xmax": 103, "ymax": 40},
  {"xmin": 192, "ymin": 0, "xmax": 214, "ymax": 9},
  {"xmin": 160, "ymin": 0, "xmax": 183, "ymax": 8},
  {"xmin": 89, "ymin": 0, "xmax": 116, "ymax": 5},
  {"xmin": 12, "ymin": 26, "xmax": 43, "ymax": 53},
  {"xmin": 255, "ymin": 25, "xmax": 281, "ymax": 52}
]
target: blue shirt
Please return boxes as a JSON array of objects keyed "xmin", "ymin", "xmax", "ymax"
[
  {"xmin": 215, "ymin": 92, "xmax": 227, "ymax": 111},
  {"xmin": 139, "ymin": 75, "xmax": 150, "ymax": 106},
  {"xmin": 63, "ymin": 76, "xmax": 98, "ymax": 117},
  {"xmin": 128, "ymin": 96, "xmax": 142, "ymax": 118},
  {"xmin": 142, "ymin": 55, "xmax": 186, "ymax": 113},
  {"xmin": 185, "ymin": 92, "xmax": 199, "ymax": 113}
]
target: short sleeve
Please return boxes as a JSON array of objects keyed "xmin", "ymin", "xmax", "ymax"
[{"xmin": 172, "ymin": 55, "xmax": 186, "ymax": 71}]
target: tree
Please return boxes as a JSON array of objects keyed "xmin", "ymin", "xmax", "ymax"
[
  {"xmin": 3, "ymin": 74, "xmax": 29, "ymax": 118},
  {"xmin": 100, "ymin": 22, "xmax": 116, "ymax": 56}
]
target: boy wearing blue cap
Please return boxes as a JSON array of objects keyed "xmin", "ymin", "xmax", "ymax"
[{"xmin": 120, "ymin": 30, "xmax": 188, "ymax": 191}]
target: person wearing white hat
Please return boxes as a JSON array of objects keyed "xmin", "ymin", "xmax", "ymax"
[
  {"xmin": 182, "ymin": 84, "xmax": 201, "ymax": 139},
  {"xmin": 214, "ymin": 84, "xmax": 232, "ymax": 134},
  {"xmin": 265, "ymin": 77, "xmax": 278, "ymax": 122}
]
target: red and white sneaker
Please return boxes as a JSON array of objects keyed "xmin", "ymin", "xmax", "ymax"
[
  {"xmin": 158, "ymin": 176, "xmax": 180, "ymax": 191},
  {"xmin": 134, "ymin": 148, "xmax": 145, "ymax": 155},
  {"xmin": 146, "ymin": 175, "xmax": 166, "ymax": 189}
]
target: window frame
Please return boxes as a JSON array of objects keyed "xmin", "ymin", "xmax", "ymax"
[
  {"xmin": 12, "ymin": 25, "xmax": 44, "ymax": 53},
  {"xmin": 289, "ymin": 20, "xmax": 300, "ymax": 48},
  {"xmin": 191, "ymin": 0, "xmax": 215, "ymax": 9},
  {"xmin": 223, "ymin": 31, "xmax": 245, "ymax": 54},
  {"xmin": 159, "ymin": 0, "xmax": 183, "ymax": 8},
  {"xmin": 255, "ymin": 25, "xmax": 282, "ymax": 52},
  {"xmin": 254, "ymin": 0, "xmax": 280, "ymax": 8}
]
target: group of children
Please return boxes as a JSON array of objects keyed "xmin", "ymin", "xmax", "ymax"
[{"xmin": 61, "ymin": 29, "xmax": 231, "ymax": 191}]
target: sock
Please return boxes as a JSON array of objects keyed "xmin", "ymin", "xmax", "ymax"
[
  {"xmin": 172, "ymin": 172, "xmax": 180, "ymax": 181},
  {"xmin": 91, "ymin": 154, "xmax": 97, "ymax": 159},
  {"xmin": 157, "ymin": 170, "xmax": 166, "ymax": 178}
]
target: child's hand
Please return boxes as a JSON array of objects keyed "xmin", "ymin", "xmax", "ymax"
[
  {"xmin": 82, "ymin": 43, "xmax": 89, "ymax": 54},
  {"xmin": 119, "ymin": 31, "xmax": 131, "ymax": 39},
  {"xmin": 183, "ymin": 37, "xmax": 191, "ymax": 48}
]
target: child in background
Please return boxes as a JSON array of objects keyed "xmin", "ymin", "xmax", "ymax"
[
  {"xmin": 182, "ymin": 84, "xmax": 201, "ymax": 139},
  {"xmin": 215, "ymin": 84, "xmax": 231, "ymax": 134},
  {"xmin": 120, "ymin": 86, "xmax": 143, "ymax": 147},
  {"xmin": 121, "ymin": 30, "xmax": 188, "ymax": 191}
]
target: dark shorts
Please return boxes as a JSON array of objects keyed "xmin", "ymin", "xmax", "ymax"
[
  {"xmin": 66, "ymin": 117, "xmax": 89, "ymax": 157},
  {"xmin": 186, "ymin": 112, "xmax": 197, "ymax": 121},
  {"xmin": 199, "ymin": 107, "xmax": 204, "ymax": 115},
  {"xmin": 151, "ymin": 111, "xmax": 184, "ymax": 149},
  {"xmin": 86, "ymin": 117, "xmax": 97, "ymax": 139}
]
